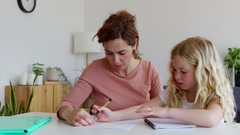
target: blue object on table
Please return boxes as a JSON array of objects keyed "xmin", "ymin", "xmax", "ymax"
[{"xmin": 0, "ymin": 116, "xmax": 52, "ymax": 134}]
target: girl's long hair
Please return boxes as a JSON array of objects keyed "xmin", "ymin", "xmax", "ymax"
[{"xmin": 166, "ymin": 36, "xmax": 236, "ymax": 124}]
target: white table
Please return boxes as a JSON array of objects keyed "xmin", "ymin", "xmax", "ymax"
[{"xmin": 21, "ymin": 112, "xmax": 240, "ymax": 135}]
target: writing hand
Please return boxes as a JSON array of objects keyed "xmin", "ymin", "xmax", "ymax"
[
  {"xmin": 90, "ymin": 104, "xmax": 114, "ymax": 122},
  {"xmin": 63, "ymin": 108, "xmax": 96, "ymax": 126}
]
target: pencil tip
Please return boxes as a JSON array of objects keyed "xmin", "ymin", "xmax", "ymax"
[{"xmin": 109, "ymin": 98, "xmax": 112, "ymax": 101}]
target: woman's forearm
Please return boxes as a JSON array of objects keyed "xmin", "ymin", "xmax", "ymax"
[{"xmin": 58, "ymin": 106, "xmax": 72, "ymax": 120}]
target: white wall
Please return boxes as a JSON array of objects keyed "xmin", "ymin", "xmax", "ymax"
[
  {"xmin": 0, "ymin": 0, "xmax": 85, "ymax": 104},
  {"xmin": 1, "ymin": 0, "xmax": 240, "ymax": 104},
  {"xmin": 85, "ymin": 0, "xmax": 240, "ymax": 85}
]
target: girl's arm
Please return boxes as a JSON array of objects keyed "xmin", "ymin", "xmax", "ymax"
[
  {"xmin": 137, "ymin": 99, "xmax": 223, "ymax": 127},
  {"xmin": 92, "ymin": 96, "xmax": 164, "ymax": 121},
  {"xmin": 168, "ymin": 99, "xmax": 223, "ymax": 127}
]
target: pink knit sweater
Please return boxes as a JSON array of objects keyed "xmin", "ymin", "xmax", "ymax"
[{"xmin": 57, "ymin": 58, "xmax": 164, "ymax": 112}]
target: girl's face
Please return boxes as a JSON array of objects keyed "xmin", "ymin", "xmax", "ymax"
[
  {"xmin": 171, "ymin": 55, "xmax": 197, "ymax": 91},
  {"xmin": 103, "ymin": 38, "xmax": 136, "ymax": 73}
]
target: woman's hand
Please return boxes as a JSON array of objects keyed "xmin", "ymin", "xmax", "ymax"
[
  {"xmin": 136, "ymin": 106, "xmax": 169, "ymax": 118},
  {"xmin": 90, "ymin": 104, "xmax": 115, "ymax": 122},
  {"xmin": 61, "ymin": 108, "xmax": 96, "ymax": 126}
]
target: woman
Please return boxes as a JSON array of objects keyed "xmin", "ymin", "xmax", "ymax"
[{"xmin": 57, "ymin": 10, "xmax": 164, "ymax": 126}]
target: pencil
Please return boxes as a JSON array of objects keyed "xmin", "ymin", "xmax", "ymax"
[
  {"xmin": 94, "ymin": 98, "xmax": 112, "ymax": 115},
  {"xmin": 102, "ymin": 98, "xmax": 112, "ymax": 107}
]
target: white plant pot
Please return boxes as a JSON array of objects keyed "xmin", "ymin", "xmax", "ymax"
[
  {"xmin": 19, "ymin": 72, "xmax": 28, "ymax": 85},
  {"xmin": 47, "ymin": 68, "xmax": 60, "ymax": 81},
  {"xmin": 27, "ymin": 73, "xmax": 35, "ymax": 85},
  {"xmin": 35, "ymin": 75, "xmax": 43, "ymax": 85}
]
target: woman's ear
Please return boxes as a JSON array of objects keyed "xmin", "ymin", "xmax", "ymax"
[{"xmin": 133, "ymin": 38, "xmax": 138, "ymax": 49}]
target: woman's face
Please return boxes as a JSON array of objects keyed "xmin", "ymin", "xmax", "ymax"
[
  {"xmin": 103, "ymin": 38, "xmax": 136, "ymax": 72},
  {"xmin": 171, "ymin": 55, "xmax": 197, "ymax": 92}
]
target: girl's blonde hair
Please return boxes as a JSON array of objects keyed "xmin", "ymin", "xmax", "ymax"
[{"xmin": 166, "ymin": 36, "xmax": 236, "ymax": 124}]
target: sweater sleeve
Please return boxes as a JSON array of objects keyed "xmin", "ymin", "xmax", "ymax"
[
  {"xmin": 149, "ymin": 62, "xmax": 164, "ymax": 99},
  {"xmin": 56, "ymin": 62, "xmax": 97, "ymax": 117},
  {"xmin": 57, "ymin": 78, "xmax": 93, "ymax": 110}
]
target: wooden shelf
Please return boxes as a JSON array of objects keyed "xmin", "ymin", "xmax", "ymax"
[
  {"xmin": 5, "ymin": 84, "xmax": 72, "ymax": 113},
  {"xmin": 44, "ymin": 81, "xmax": 62, "ymax": 85}
]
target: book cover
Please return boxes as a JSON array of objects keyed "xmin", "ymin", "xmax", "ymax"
[{"xmin": 0, "ymin": 116, "xmax": 52, "ymax": 134}]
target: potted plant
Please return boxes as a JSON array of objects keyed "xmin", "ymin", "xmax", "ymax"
[
  {"xmin": 224, "ymin": 47, "xmax": 240, "ymax": 86},
  {"xmin": 46, "ymin": 67, "xmax": 60, "ymax": 81},
  {"xmin": 32, "ymin": 62, "xmax": 44, "ymax": 85},
  {"xmin": 1, "ymin": 81, "xmax": 34, "ymax": 116},
  {"xmin": 46, "ymin": 66, "xmax": 72, "ymax": 85}
]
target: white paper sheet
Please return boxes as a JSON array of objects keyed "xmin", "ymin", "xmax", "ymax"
[{"xmin": 79, "ymin": 119, "xmax": 141, "ymax": 130}]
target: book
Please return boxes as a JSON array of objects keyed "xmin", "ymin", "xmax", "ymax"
[
  {"xmin": 0, "ymin": 116, "xmax": 52, "ymax": 134},
  {"xmin": 144, "ymin": 118, "xmax": 196, "ymax": 129}
]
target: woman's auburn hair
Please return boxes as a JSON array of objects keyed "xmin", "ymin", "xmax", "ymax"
[{"xmin": 94, "ymin": 10, "xmax": 141, "ymax": 59}]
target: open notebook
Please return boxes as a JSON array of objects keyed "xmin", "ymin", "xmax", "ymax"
[
  {"xmin": 144, "ymin": 118, "xmax": 196, "ymax": 129},
  {"xmin": 0, "ymin": 116, "xmax": 52, "ymax": 134}
]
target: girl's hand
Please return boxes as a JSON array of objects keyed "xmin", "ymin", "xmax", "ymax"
[
  {"xmin": 136, "ymin": 106, "xmax": 169, "ymax": 118},
  {"xmin": 90, "ymin": 104, "xmax": 115, "ymax": 122},
  {"xmin": 63, "ymin": 108, "xmax": 96, "ymax": 126}
]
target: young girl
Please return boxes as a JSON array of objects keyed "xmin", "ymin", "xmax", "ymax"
[{"xmin": 91, "ymin": 36, "xmax": 236, "ymax": 127}]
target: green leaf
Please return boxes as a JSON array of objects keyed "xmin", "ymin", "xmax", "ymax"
[
  {"xmin": 32, "ymin": 62, "xmax": 44, "ymax": 75},
  {"xmin": 0, "ymin": 103, "xmax": 4, "ymax": 116},
  {"xmin": 3, "ymin": 81, "xmax": 35, "ymax": 116},
  {"xmin": 26, "ymin": 89, "xmax": 34, "ymax": 113},
  {"xmin": 33, "ymin": 74, "xmax": 38, "ymax": 85},
  {"xmin": 17, "ymin": 101, "xmax": 23, "ymax": 114},
  {"xmin": 10, "ymin": 81, "xmax": 17, "ymax": 115},
  {"xmin": 224, "ymin": 47, "xmax": 240, "ymax": 70},
  {"xmin": 5, "ymin": 104, "xmax": 9, "ymax": 116}
]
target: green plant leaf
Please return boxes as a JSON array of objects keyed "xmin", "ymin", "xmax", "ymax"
[
  {"xmin": 5, "ymin": 104, "xmax": 10, "ymax": 116},
  {"xmin": 17, "ymin": 101, "xmax": 23, "ymax": 114},
  {"xmin": 32, "ymin": 62, "xmax": 44, "ymax": 75},
  {"xmin": 0, "ymin": 103, "xmax": 5, "ymax": 116},
  {"xmin": 10, "ymin": 81, "xmax": 17, "ymax": 115},
  {"xmin": 33, "ymin": 73, "xmax": 38, "ymax": 85},
  {"xmin": 26, "ymin": 89, "xmax": 34, "ymax": 113},
  {"xmin": 224, "ymin": 47, "xmax": 240, "ymax": 70},
  {"xmin": 3, "ymin": 81, "xmax": 34, "ymax": 116}
]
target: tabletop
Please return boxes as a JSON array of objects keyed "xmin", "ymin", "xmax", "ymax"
[{"xmin": 20, "ymin": 112, "xmax": 240, "ymax": 135}]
